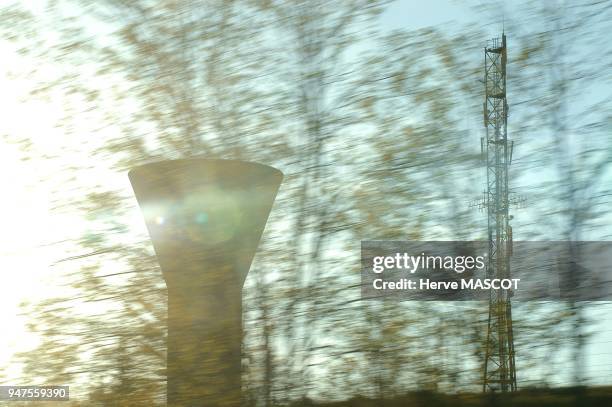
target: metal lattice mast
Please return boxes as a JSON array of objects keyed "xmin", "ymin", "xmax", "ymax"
[{"xmin": 482, "ymin": 33, "xmax": 517, "ymax": 393}]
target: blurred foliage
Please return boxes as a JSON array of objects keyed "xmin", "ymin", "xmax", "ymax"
[{"xmin": 1, "ymin": 0, "xmax": 611, "ymax": 405}]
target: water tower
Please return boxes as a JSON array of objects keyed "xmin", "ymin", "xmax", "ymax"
[{"xmin": 129, "ymin": 159, "xmax": 282, "ymax": 406}]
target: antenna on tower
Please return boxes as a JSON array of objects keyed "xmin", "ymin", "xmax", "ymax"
[
  {"xmin": 501, "ymin": 0, "xmax": 506, "ymax": 35},
  {"xmin": 481, "ymin": 33, "xmax": 517, "ymax": 393}
]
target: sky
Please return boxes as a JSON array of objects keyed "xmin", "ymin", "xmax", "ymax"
[
  {"xmin": 379, "ymin": 0, "xmax": 612, "ymax": 386},
  {"xmin": 1, "ymin": 0, "xmax": 611, "ymax": 391}
]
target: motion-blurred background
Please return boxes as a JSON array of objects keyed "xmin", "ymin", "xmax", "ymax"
[{"xmin": 1, "ymin": 0, "xmax": 611, "ymax": 405}]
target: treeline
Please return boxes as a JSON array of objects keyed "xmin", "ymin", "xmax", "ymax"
[{"xmin": 1, "ymin": 0, "xmax": 611, "ymax": 405}]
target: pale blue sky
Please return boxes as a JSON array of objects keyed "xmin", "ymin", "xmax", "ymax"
[
  {"xmin": 0, "ymin": 0, "xmax": 610, "ymax": 393},
  {"xmin": 380, "ymin": 0, "xmax": 612, "ymax": 387}
]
